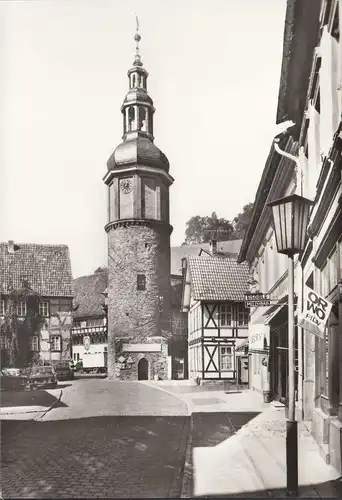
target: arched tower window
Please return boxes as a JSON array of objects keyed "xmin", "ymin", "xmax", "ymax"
[
  {"xmin": 139, "ymin": 107, "xmax": 147, "ymax": 132},
  {"xmin": 128, "ymin": 107, "xmax": 135, "ymax": 131},
  {"xmin": 132, "ymin": 75, "xmax": 136, "ymax": 88}
]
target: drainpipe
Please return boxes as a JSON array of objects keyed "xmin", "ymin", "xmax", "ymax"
[{"xmin": 273, "ymin": 134, "xmax": 305, "ymax": 421}]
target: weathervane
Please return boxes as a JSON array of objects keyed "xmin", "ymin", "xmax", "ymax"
[{"xmin": 133, "ymin": 14, "xmax": 142, "ymax": 66}]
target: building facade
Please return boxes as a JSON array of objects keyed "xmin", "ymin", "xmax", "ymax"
[
  {"xmin": 103, "ymin": 26, "xmax": 174, "ymax": 381},
  {"xmin": 182, "ymin": 251, "xmax": 250, "ymax": 383},
  {"xmin": 0, "ymin": 241, "xmax": 74, "ymax": 368},
  {"xmin": 239, "ymin": 0, "xmax": 342, "ymax": 473},
  {"xmin": 71, "ymin": 268, "xmax": 108, "ymax": 371}
]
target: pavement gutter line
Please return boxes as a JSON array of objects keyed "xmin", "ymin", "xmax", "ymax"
[
  {"xmin": 169, "ymin": 417, "xmax": 191, "ymax": 498},
  {"xmin": 141, "ymin": 382, "xmax": 193, "ymax": 416},
  {"xmin": 35, "ymin": 389, "xmax": 63, "ymax": 421},
  {"xmin": 180, "ymin": 413, "xmax": 193, "ymax": 498}
]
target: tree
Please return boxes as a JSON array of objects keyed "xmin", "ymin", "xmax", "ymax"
[
  {"xmin": 232, "ymin": 202, "xmax": 254, "ymax": 239},
  {"xmin": 182, "ymin": 212, "xmax": 234, "ymax": 245},
  {"xmin": 0, "ymin": 282, "xmax": 45, "ymax": 368},
  {"xmin": 182, "ymin": 204, "xmax": 254, "ymax": 245}
]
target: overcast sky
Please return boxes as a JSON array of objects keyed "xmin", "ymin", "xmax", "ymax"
[{"xmin": 0, "ymin": 0, "xmax": 287, "ymax": 278}]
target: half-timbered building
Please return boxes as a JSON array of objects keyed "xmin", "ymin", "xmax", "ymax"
[
  {"xmin": 182, "ymin": 252, "xmax": 250, "ymax": 383},
  {"xmin": 72, "ymin": 268, "xmax": 108, "ymax": 370}
]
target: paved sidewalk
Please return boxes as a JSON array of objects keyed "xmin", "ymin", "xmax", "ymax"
[
  {"xmin": 145, "ymin": 382, "xmax": 342, "ymax": 498},
  {"xmin": 0, "ymin": 389, "xmax": 62, "ymax": 419}
]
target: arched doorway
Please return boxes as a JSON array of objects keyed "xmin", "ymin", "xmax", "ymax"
[{"xmin": 138, "ymin": 358, "xmax": 149, "ymax": 380}]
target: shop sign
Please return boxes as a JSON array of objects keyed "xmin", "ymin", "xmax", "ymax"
[
  {"xmin": 297, "ymin": 287, "xmax": 333, "ymax": 340},
  {"xmin": 244, "ymin": 293, "xmax": 271, "ymax": 308}
]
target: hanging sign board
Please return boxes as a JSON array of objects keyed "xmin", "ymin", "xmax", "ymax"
[
  {"xmin": 83, "ymin": 336, "xmax": 90, "ymax": 350},
  {"xmin": 297, "ymin": 287, "xmax": 333, "ymax": 340},
  {"xmin": 244, "ymin": 293, "xmax": 271, "ymax": 308}
]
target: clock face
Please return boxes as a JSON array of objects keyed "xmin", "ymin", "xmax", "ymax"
[{"xmin": 120, "ymin": 178, "xmax": 133, "ymax": 194}]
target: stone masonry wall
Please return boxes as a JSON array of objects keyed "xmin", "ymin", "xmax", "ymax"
[{"xmin": 107, "ymin": 221, "xmax": 172, "ymax": 380}]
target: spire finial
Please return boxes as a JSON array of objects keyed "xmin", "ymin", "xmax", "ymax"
[{"xmin": 133, "ymin": 15, "xmax": 143, "ymax": 66}]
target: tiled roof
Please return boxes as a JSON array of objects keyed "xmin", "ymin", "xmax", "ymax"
[
  {"xmin": 73, "ymin": 270, "xmax": 108, "ymax": 319},
  {"xmin": 188, "ymin": 255, "xmax": 250, "ymax": 302},
  {"xmin": 171, "ymin": 240, "xmax": 242, "ymax": 275},
  {"xmin": 0, "ymin": 242, "xmax": 74, "ymax": 297}
]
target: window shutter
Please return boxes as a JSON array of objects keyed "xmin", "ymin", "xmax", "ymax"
[
  {"xmin": 307, "ymin": 103, "xmax": 321, "ymax": 199},
  {"xmin": 319, "ymin": 26, "xmax": 339, "ymax": 158}
]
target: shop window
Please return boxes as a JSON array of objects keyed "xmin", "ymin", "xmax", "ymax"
[{"xmin": 220, "ymin": 346, "xmax": 233, "ymax": 371}]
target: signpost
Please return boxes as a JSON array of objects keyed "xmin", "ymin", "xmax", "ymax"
[
  {"xmin": 297, "ymin": 287, "xmax": 333, "ymax": 340},
  {"xmin": 244, "ymin": 292, "xmax": 271, "ymax": 308}
]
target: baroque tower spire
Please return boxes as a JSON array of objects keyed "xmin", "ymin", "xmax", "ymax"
[{"xmin": 103, "ymin": 19, "xmax": 174, "ymax": 381}]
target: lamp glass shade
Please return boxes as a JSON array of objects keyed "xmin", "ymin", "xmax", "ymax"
[{"xmin": 267, "ymin": 194, "xmax": 313, "ymax": 255}]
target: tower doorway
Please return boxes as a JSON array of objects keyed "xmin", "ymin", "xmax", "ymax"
[{"xmin": 138, "ymin": 358, "xmax": 149, "ymax": 380}]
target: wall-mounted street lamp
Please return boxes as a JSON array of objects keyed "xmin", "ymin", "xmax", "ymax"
[{"xmin": 268, "ymin": 127, "xmax": 314, "ymax": 497}]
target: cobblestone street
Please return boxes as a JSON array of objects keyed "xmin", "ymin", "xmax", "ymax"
[{"xmin": 1, "ymin": 380, "xmax": 189, "ymax": 499}]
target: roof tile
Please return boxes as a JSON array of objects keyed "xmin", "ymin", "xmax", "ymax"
[
  {"xmin": 0, "ymin": 242, "xmax": 74, "ymax": 297},
  {"xmin": 188, "ymin": 255, "xmax": 249, "ymax": 302}
]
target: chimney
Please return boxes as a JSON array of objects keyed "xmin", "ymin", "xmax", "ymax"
[
  {"xmin": 8, "ymin": 240, "xmax": 14, "ymax": 254},
  {"xmin": 181, "ymin": 257, "xmax": 187, "ymax": 276},
  {"xmin": 209, "ymin": 238, "xmax": 217, "ymax": 256}
]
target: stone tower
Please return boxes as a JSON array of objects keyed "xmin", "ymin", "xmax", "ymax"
[{"xmin": 103, "ymin": 20, "xmax": 174, "ymax": 381}]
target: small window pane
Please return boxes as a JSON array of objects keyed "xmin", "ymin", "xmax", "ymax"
[{"xmin": 137, "ymin": 274, "xmax": 146, "ymax": 291}]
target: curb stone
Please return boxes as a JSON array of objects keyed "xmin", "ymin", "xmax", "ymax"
[
  {"xmin": 169, "ymin": 417, "xmax": 191, "ymax": 498},
  {"xmin": 180, "ymin": 413, "xmax": 193, "ymax": 498}
]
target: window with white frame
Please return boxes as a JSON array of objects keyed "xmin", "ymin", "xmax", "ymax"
[
  {"xmin": 0, "ymin": 299, "xmax": 5, "ymax": 316},
  {"xmin": 16, "ymin": 301, "xmax": 27, "ymax": 317},
  {"xmin": 220, "ymin": 346, "xmax": 233, "ymax": 371},
  {"xmin": 219, "ymin": 304, "xmax": 232, "ymax": 327},
  {"xmin": 39, "ymin": 301, "xmax": 49, "ymax": 317},
  {"xmin": 237, "ymin": 303, "xmax": 249, "ymax": 326},
  {"xmin": 50, "ymin": 335, "xmax": 61, "ymax": 351},
  {"xmin": 29, "ymin": 336, "xmax": 39, "ymax": 351}
]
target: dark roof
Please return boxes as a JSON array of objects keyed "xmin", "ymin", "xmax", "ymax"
[
  {"xmin": 0, "ymin": 242, "xmax": 74, "ymax": 297},
  {"xmin": 107, "ymin": 135, "xmax": 170, "ymax": 172},
  {"xmin": 188, "ymin": 255, "xmax": 250, "ymax": 302},
  {"xmin": 73, "ymin": 271, "xmax": 108, "ymax": 319},
  {"xmin": 237, "ymin": 135, "xmax": 295, "ymax": 264},
  {"xmin": 276, "ymin": 0, "xmax": 321, "ymax": 139},
  {"xmin": 171, "ymin": 240, "xmax": 242, "ymax": 275}
]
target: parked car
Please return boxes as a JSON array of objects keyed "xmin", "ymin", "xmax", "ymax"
[
  {"xmin": 54, "ymin": 362, "xmax": 74, "ymax": 381},
  {"xmin": 0, "ymin": 369, "xmax": 29, "ymax": 391},
  {"xmin": 29, "ymin": 365, "xmax": 58, "ymax": 390}
]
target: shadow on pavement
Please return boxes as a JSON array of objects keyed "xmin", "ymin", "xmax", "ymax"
[
  {"xmin": 0, "ymin": 389, "xmax": 67, "ymax": 409},
  {"xmin": 1, "ymin": 415, "xmax": 190, "ymax": 499},
  {"xmin": 192, "ymin": 411, "xmax": 260, "ymax": 447}
]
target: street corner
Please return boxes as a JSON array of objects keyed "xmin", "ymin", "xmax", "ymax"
[{"xmin": 0, "ymin": 388, "xmax": 64, "ymax": 417}]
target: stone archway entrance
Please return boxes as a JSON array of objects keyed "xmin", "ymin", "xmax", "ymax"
[{"xmin": 138, "ymin": 358, "xmax": 149, "ymax": 380}]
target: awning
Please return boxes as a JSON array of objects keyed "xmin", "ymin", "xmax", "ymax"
[
  {"xmin": 264, "ymin": 304, "xmax": 285, "ymax": 325},
  {"xmin": 248, "ymin": 324, "xmax": 270, "ymax": 355}
]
